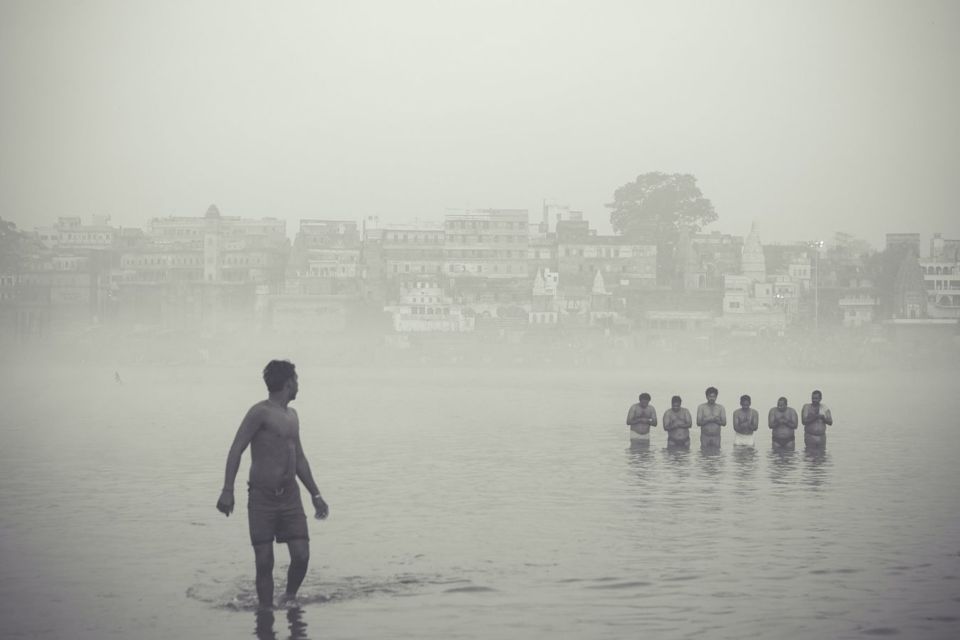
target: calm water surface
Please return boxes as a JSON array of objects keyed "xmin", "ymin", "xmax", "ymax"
[{"xmin": 1, "ymin": 362, "xmax": 958, "ymax": 639}]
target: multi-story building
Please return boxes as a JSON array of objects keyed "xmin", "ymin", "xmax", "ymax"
[
  {"xmin": 692, "ymin": 231, "xmax": 743, "ymax": 289},
  {"xmin": 885, "ymin": 232, "xmax": 921, "ymax": 255},
  {"xmin": 380, "ymin": 221, "xmax": 445, "ymax": 280},
  {"xmin": 143, "ymin": 205, "xmax": 288, "ymax": 287},
  {"xmin": 115, "ymin": 205, "xmax": 288, "ymax": 327},
  {"xmin": 35, "ymin": 215, "xmax": 116, "ymax": 250},
  {"xmin": 288, "ymin": 219, "xmax": 359, "ymax": 294},
  {"xmin": 930, "ymin": 233, "xmax": 960, "ymax": 262},
  {"xmin": 443, "ymin": 209, "xmax": 529, "ymax": 279},
  {"xmin": 528, "ymin": 234, "xmax": 558, "ymax": 277},
  {"xmin": 555, "ymin": 212, "xmax": 657, "ymax": 288},
  {"xmin": 919, "ymin": 257, "xmax": 960, "ymax": 319}
]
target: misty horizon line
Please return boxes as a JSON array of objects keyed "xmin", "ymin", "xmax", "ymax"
[{"xmin": 5, "ymin": 207, "xmax": 947, "ymax": 253}]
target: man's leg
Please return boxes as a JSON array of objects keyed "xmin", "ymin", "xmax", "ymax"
[
  {"xmin": 253, "ymin": 543, "xmax": 275, "ymax": 610},
  {"xmin": 285, "ymin": 539, "xmax": 310, "ymax": 599}
]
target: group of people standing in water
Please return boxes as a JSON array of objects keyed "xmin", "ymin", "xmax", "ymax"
[{"xmin": 626, "ymin": 387, "xmax": 834, "ymax": 450}]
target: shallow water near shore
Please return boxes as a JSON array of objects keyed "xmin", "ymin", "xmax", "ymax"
[{"xmin": 1, "ymin": 361, "xmax": 958, "ymax": 639}]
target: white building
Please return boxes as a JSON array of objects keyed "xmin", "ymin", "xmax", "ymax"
[
  {"xmin": 387, "ymin": 280, "xmax": 474, "ymax": 332},
  {"xmin": 919, "ymin": 258, "xmax": 960, "ymax": 319}
]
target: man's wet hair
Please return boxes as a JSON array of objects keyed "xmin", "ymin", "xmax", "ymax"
[
  {"xmin": 740, "ymin": 394, "xmax": 751, "ymax": 403},
  {"xmin": 638, "ymin": 392, "xmax": 651, "ymax": 402},
  {"xmin": 705, "ymin": 386, "xmax": 718, "ymax": 396},
  {"xmin": 812, "ymin": 389, "xmax": 823, "ymax": 397},
  {"xmin": 263, "ymin": 360, "xmax": 296, "ymax": 392},
  {"xmin": 778, "ymin": 396, "xmax": 788, "ymax": 403},
  {"xmin": 671, "ymin": 395, "xmax": 682, "ymax": 404}
]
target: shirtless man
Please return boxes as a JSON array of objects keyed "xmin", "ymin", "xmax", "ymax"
[
  {"xmin": 663, "ymin": 395, "xmax": 692, "ymax": 448},
  {"xmin": 732, "ymin": 394, "xmax": 759, "ymax": 447},
  {"xmin": 696, "ymin": 387, "xmax": 726, "ymax": 448},
  {"xmin": 626, "ymin": 392, "xmax": 657, "ymax": 442},
  {"xmin": 801, "ymin": 389, "xmax": 833, "ymax": 449},
  {"xmin": 768, "ymin": 396, "xmax": 799, "ymax": 450},
  {"xmin": 216, "ymin": 360, "xmax": 330, "ymax": 611}
]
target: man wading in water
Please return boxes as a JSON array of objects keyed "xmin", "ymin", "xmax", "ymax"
[{"xmin": 216, "ymin": 360, "xmax": 329, "ymax": 610}]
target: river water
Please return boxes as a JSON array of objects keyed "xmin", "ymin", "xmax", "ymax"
[{"xmin": 1, "ymin": 361, "xmax": 958, "ymax": 639}]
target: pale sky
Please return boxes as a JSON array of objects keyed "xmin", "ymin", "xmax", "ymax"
[{"xmin": 1, "ymin": 0, "xmax": 957, "ymax": 248}]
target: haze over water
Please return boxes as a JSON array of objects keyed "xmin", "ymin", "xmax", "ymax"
[{"xmin": 1, "ymin": 356, "xmax": 958, "ymax": 639}]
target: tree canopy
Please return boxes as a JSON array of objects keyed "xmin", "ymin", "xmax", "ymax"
[
  {"xmin": 607, "ymin": 172, "xmax": 716, "ymax": 243},
  {"xmin": 0, "ymin": 218, "xmax": 26, "ymax": 272}
]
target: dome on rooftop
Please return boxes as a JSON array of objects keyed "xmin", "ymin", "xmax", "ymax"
[{"xmin": 205, "ymin": 204, "xmax": 221, "ymax": 218}]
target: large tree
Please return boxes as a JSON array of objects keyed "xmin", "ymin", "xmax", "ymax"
[
  {"xmin": 0, "ymin": 218, "xmax": 26, "ymax": 272},
  {"xmin": 607, "ymin": 172, "xmax": 717, "ymax": 284}
]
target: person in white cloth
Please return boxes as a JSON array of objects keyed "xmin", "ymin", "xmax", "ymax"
[{"xmin": 732, "ymin": 394, "xmax": 759, "ymax": 446}]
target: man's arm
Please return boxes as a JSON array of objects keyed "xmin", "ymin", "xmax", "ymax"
[
  {"xmin": 681, "ymin": 408, "xmax": 693, "ymax": 429},
  {"xmin": 823, "ymin": 407, "xmax": 833, "ymax": 426},
  {"xmin": 768, "ymin": 408, "xmax": 777, "ymax": 429},
  {"xmin": 750, "ymin": 409, "xmax": 759, "ymax": 432},
  {"xmin": 695, "ymin": 405, "xmax": 705, "ymax": 427},
  {"xmin": 787, "ymin": 408, "xmax": 798, "ymax": 429},
  {"xmin": 216, "ymin": 404, "xmax": 264, "ymax": 516},
  {"xmin": 295, "ymin": 429, "xmax": 329, "ymax": 520},
  {"xmin": 800, "ymin": 404, "xmax": 813, "ymax": 426},
  {"xmin": 626, "ymin": 405, "xmax": 638, "ymax": 426},
  {"xmin": 648, "ymin": 408, "xmax": 657, "ymax": 427},
  {"xmin": 662, "ymin": 411, "xmax": 672, "ymax": 431},
  {"xmin": 718, "ymin": 406, "xmax": 727, "ymax": 427}
]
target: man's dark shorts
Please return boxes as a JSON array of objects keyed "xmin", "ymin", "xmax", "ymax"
[{"xmin": 248, "ymin": 484, "xmax": 309, "ymax": 546}]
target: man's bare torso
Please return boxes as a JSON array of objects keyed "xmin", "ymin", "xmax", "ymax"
[{"xmin": 249, "ymin": 401, "xmax": 300, "ymax": 491}]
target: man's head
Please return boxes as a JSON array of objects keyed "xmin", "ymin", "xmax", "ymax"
[
  {"xmin": 777, "ymin": 396, "xmax": 788, "ymax": 410},
  {"xmin": 811, "ymin": 389, "xmax": 822, "ymax": 405},
  {"xmin": 740, "ymin": 394, "xmax": 751, "ymax": 409},
  {"xmin": 671, "ymin": 395, "xmax": 682, "ymax": 410},
  {"xmin": 705, "ymin": 387, "xmax": 718, "ymax": 403},
  {"xmin": 638, "ymin": 392, "xmax": 651, "ymax": 407},
  {"xmin": 263, "ymin": 360, "xmax": 298, "ymax": 400}
]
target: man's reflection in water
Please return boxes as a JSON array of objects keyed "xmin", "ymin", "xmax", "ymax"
[
  {"xmin": 767, "ymin": 448, "xmax": 797, "ymax": 486},
  {"xmin": 661, "ymin": 443, "xmax": 692, "ymax": 481},
  {"xmin": 697, "ymin": 447, "xmax": 725, "ymax": 479},
  {"xmin": 255, "ymin": 606, "xmax": 310, "ymax": 640},
  {"xmin": 255, "ymin": 609, "xmax": 277, "ymax": 640},
  {"xmin": 802, "ymin": 448, "xmax": 832, "ymax": 490},
  {"xmin": 626, "ymin": 440, "xmax": 655, "ymax": 481},
  {"xmin": 731, "ymin": 445, "xmax": 758, "ymax": 495}
]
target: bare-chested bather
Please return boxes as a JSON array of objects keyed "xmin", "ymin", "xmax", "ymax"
[
  {"xmin": 732, "ymin": 394, "xmax": 759, "ymax": 446},
  {"xmin": 801, "ymin": 389, "xmax": 833, "ymax": 449},
  {"xmin": 626, "ymin": 392, "xmax": 657, "ymax": 442},
  {"xmin": 696, "ymin": 387, "xmax": 726, "ymax": 449},
  {"xmin": 768, "ymin": 396, "xmax": 799, "ymax": 450},
  {"xmin": 663, "ymin": 395, "xmax": 692, "ymax": 448},
  {"xmin": 216, "ymin": 360, "xmax": 330, "ymax": 611}
]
